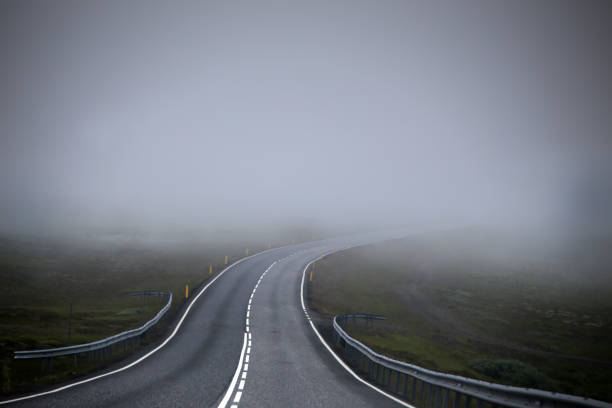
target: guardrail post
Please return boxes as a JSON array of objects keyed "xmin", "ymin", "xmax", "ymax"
[
  {"xmin": 464, "ymin": 395, "xmax": 472, "ymax": 408},
  {"xmin": 395, "ymin": 371, "xmax": 401, "ymax": 394},
  {"xmin": 454, "ymin": 392, "xmax": 461, "ymax": 408},
  {"xmin": 435, "ymin": 386, "xmax": 441, "ymax": 408},
  {"xmin": 418, "ymin": 381, "xmax": 423, "ymax": 403},
  {"xmin": 73, "ymin": 354, "xmax": 78, "ymax": 367},
  {"xmin": 426, "ymin": 383, "xmax": 432, "ymax": 407},
  {"xmin": 402, "ymin": 374, "xmax": 409, "ymax": 397},
  {"xmin": 442, "ymin": 388, "xmax": 449, "ymax": 408},
  {"xmin": 48, "ymin": 357, "xmax": 53, "ymax": 372},
  {"xmin": 476, "ymin": 399, "xmax": 483, "ymax": 408}
]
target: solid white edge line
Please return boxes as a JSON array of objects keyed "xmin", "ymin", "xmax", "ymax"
[
  {"xmin": 0, "ymin": 246, "xmax": 284, "ymax": 406},
  {"xmin": 300, "ymin": 257, "xmax": 415, "ymax": 408},
  {"xmin": 217, "ymin": 333, "xmax": 248, "ymax": 408}
]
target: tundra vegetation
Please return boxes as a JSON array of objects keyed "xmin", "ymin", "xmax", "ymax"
[
  {"xmin": 308, "ymin": 229, "xmax": 612, "ymax": 402},
  {"xmin": 0, "ymin": 232, "xmax": 297, "ymax": 396}
]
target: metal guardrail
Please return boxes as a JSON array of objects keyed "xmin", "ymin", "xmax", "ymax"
[
  {"xmin": 14, "ymin": 291, "xmax": 172, "ymax": 369},
  {"xmin": 332, "ymin": 314, "xmax": 612, "ymax": 408}
]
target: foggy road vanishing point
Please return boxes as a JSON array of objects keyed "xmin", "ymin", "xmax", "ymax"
[
  {"xmin": 1, "ymin": 237, "xmax": 409, "ymax": 408},
  {"xmin": 2, "ymin": 0, "xmax": 612, "ymax": 407}
]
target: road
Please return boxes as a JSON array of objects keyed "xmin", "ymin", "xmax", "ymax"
[{"xmin": 4, "ymin": 236, "xmax": 404, "ymax": 407}]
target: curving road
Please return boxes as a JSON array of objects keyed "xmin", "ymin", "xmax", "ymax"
[{"xmin": 3, "ymin": 236, "xmax": 405, "ymax": 407}]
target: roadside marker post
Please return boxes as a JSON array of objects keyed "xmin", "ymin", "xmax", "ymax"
[
  {"xmin": 225, "ymin": 256, "xmax": 228, "ymax": 265},
  {"xmin": 245, "ymin": 248, "xmax": 249, "ymax": 256},
  {"xmin": 185, "ymin": 285, "xmax": 189, "ymax": 299},
  {"xmin": 309, "ymin": 271, "xmax": 313, "ymax": 282},
  {"xmin": 209, "ymin": 264, "xmax": 213, "ymax": 275}
]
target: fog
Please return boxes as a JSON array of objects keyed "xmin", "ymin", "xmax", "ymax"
[{"xmin": 1, "ymin": 0, "xmax": 611, "ymax": 241}]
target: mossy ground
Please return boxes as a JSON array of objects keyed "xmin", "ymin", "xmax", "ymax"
[
  {"xmin": 309, "ymin": 230, "xmax": 612, "ymax": 402},
  {"xmin": 0, "ymin": 237, "xmax": 265, "ymax": 396}
]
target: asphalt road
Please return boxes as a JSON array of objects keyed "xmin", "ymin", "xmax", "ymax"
[
  {"xmin": 233, "ymin": 246, "xmax": 399, "ymax": 408},
  {"xmin": 4, "ymin": 237, "xmax": 404, "ymax": 407}
]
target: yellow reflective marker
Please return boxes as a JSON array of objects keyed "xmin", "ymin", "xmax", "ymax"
[
  {"xmin": 185, "ymin": 284, "xmax": 189, "ymax": 299},
  {"xmin": 209, "ymin": 264, "xmax": 213, "ymax": 275},
  {"xmin": 245, "ymin": 248, "xmax": 249, "ymax": 256},
  {"xmin": 225, "ymin": 255, "xmax": 228, "ymax": 265},
  {"xmin": 309, "ymin": 271, "xmax": 313, "ymax": 282}
]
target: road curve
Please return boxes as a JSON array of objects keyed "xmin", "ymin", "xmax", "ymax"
[
  {"xmin": 228, "ymin": 245, "xmax": 401, "ymax": 408},
  {"xmin": 4, "ymin": 235, "xmax": 406, "ymax": 407}
]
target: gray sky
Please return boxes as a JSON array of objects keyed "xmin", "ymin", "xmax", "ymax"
[{"xmin": 1, "ymin": 0, "xmax": 611, "ymax": 237}]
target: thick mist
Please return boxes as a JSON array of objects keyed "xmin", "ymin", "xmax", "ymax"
[{"xmin": 1, "ymin": 1, "xmax": 611, "ymax": 240}]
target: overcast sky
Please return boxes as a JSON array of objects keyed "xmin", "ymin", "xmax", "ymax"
[{"xmin": 1, "ymin": 0, "xmax": 611, "ymax": 237}]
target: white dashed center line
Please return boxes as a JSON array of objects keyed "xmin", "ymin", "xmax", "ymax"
[{"xmin": 219, "ymin": 261, "xmax": 277, "ymax": 408}]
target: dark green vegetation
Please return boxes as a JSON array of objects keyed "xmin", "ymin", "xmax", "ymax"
[
  {"xmin": 0, "ymin": 234, "xmax": 271, "ymax": 396},
  {"xmin": 468, "ymin": 359, "xmax": 557, "ymax": 390},
  {"xmin": 309, "ymin": 229, "xmax": 612, "ymax": 402}
]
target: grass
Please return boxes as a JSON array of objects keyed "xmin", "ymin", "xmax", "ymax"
[
  {"xmin": 468, "ymin": 359, "xmax": 557, "ymax": 390},
  {"xmin": 0, "ymin": 234, "xmax": 275, "ymax": 396},
  {"xmin": 308, "ymin": 229, "xmax": 612, "ymax": 402}
]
